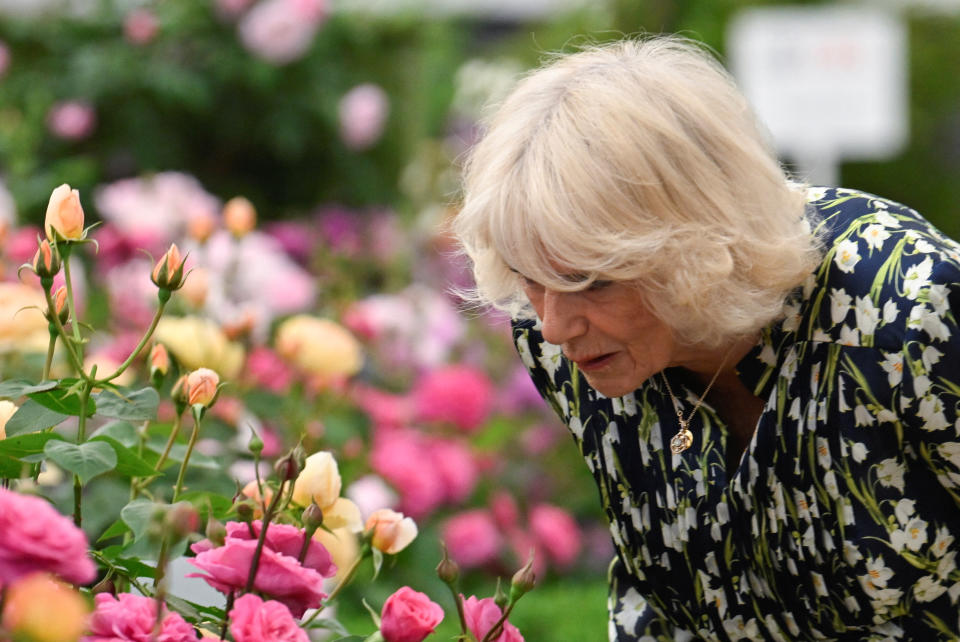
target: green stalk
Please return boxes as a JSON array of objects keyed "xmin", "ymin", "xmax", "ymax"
[
  {"xmin": 172, "ymin": 410, "xmax": 201, "ymax": 502},
  {"xmin": 61, "ymin": 246, "xmax": 84, "ymax": 346},
  {"xmin": 41, "ymin": 287, "xmax": 85, "ymax": 378},
  {"xmin": 43, "ymin": 326, "xmax": 56, "ymax": 380},
  {"xmin": 99, "ymin": 301, "xmax": 166, "ymax": 384},
  {"xmin": 72, "ymin": 381, "xmax": 94, "ymax": 526}
]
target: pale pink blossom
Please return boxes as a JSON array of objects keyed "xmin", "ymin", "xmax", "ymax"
[
  {"xmin": 529, "ymin": 504, "xmax": 582, "ymax": 568},
  {"xmin": 237, "ymin": 0, "xmax": 326, "ymax": 65},
  {"xmin": 371, "ymin": 429, "xmax": 445, "ymax": 518},
  {"xmin": 351, "ymin": 385, "xmax": 413, "ymax": 430},
  {"xmin": 346, "ymin": 474, "xmax": 398, "ymax": 520},
  {"xmin": 83, "ymin": 592, "xmax": 197, "ymax": 641},
  {"xmin": 47, "ymin": 100, "xmax": 96, "ymax": 140},
  {"xmin": 427, "ymin": 438, "xmax": 478, "ymax": 504},
  {"xmin": 244, "ymin": 346, "xmax": 294, "ymax": 393},
  {"xmin": 413, "ymin": 365, "xmax": 493, "ymax": 432},
  {"xmin": 498, "ymin": 365, "xmax": 545, "ymax": 415},
  {"xmin": 0, "ymin": 487, "xmax": 96, "ymax": 586},
  {"xmin": 442, "ymin": 510, "xmax": 502, "ymax": 569},
  {"xmin": 229, "ymin": 593, "xmax": 308, "ymax": 642},
  {"xmin": 124, "ymin": 8, "xmax": 159, "ymax": 45},
  {"xmin": 339, "ymin": 83, "xmax": 389, "ymax": 150},
  {"xmin": 461, "ymin": 596, "xmax": 524, "ymax": 642},
  {"xmin": 189, "ymin": 520, "xmax": 335, "ymax": 617},
  {"xmin": 380, "ymin": 586, "xmax": 444, "ymax": 642}
]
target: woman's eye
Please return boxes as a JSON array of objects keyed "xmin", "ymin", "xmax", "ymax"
[{"xmin": 587, "ymin": 280, "xmax": 613, "ymax": 291}]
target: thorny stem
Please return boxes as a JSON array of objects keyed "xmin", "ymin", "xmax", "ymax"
[{"xmin": 219, "ymin": 591, "xmax": 235, "ymax": 640}]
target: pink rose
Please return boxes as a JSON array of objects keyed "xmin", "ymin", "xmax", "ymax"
[
  {"xmin": 427, "ymin": 438, "xmax": 477, "ymax": 504},
  {"xmin": 47, "ymin": 100, "xmax": 96, "ymax": 140},
  {"xmin": 380, "ymin": 586, "xmax": 444, "ymax": 642},
  {"xmin": 529, "ymin": 504, "xmax": 582, "ymax": 568},
  {"xmin": 189, "ymin": 520, "xmax": 335, "ymax": 617},
  {"xmin": 237, "ymin": 0, "xmax": 326, "ymax": 65},
  {"xmin": 338, "ymin": 83, "xmax": 389, "ymax": 150},
  {"xmin": 229, "ymin": 593, "xmax": 308, "ymax": 642},
  {"xmin": 0, "ymin": 488, "xmax": 96, "ymax": 586},
  {"xmin": 412, "ymin": 365, "xmax": 493, "ymax": 432},
  {"xmin": 83, "ymin": 592, "xmax": 197, "ymax": 642},
  {"xmin": 245, "ymin": 347, "xmax": 294, "ymax": 393},
  {"xmin": 123, "ymin": 8, "xmax": 159, "ymax": 45},
  {"xmin": 442, "ymin": 510, "xmax": 502, "ymax": 569},
  {"xmin": 370, "ymin": 429, "xmax": 444, "ymax": 518},
  {"xmin": 461, "ymin": 596, "xmax": 524, "ymax": 642}
]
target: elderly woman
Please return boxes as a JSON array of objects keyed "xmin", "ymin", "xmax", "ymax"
[{"xmin": 453, "ymin": 37, "xmax": 960, "ymax": 640}]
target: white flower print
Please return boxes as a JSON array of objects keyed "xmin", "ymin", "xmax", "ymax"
[
  {"xmin": 918, "ymin": 395, "xmax": 951, "ymax": 431},
  {"xmin": 854, "ymin": 404, "xmax": 874, "ymax": 426},
  {"xmin": 914, "ymin": 576, "xmax": 948, "ymax": 602},
  {"xmin": 863, "ymin": 224, "xmax": 891, "ymax": 251},
  {"xmin": 914, "ymin": 238, "xmax": 936, "ymax": 254},
  {"xmin": 839, "ymin": 325, "xmax": 860, "ymax": 346},
  {"xmin": 834, "ymin": 239, "xmax": 862, "ymax": 273},
  {"xmin": 903, "ymin": 256, "xmax": 933, "ymax": 299},
  {"xmin": 851, "ymin": 441, "xmax": 868, "ymax": 462},
  {"xmin": 517, "ymin": 336, "xmax": 536, "ymax": 370},
  {"xmin": 830, "ymin": 288, "xmax": 852, "ymax": 325},
  {"xmin": 703, "ymin": 583, "xmax": 728, "ymax": 618},
  {"xmin": 823, "ymin": 470, "xmax": 841, "ymax": 499},
  {"xmin": 877, "ymin": 458, "xmax": 906, "ymax": 492},
  {"xmin": 894, "ymin": 498, "xmax": 917, "ymax": 524},
  {"xmin": 891, "ymin": 517, "xmax": 929, "ymax": 552},
  {"xmin": 922, "ymin": 345, "xmax": 944, "ymax": 370},
  {"xmin": 854, "ymin": 296, "xmax": 880, "ymax": 335},
  {"xmin": 782, "ymin": 299, "xmax": 802, "ymax": 332},
  {"xmin": 939, "ymin": 442, "xmax": 960, "ymax": 468},
  {"xmin": 811, "ymin": 571, "xmax": 829, "ymax": 596},
  {"xmin": 913, "ymin": 374, "xmax": 932, "ymax": 398},
  {"xmin": 928, "ymin": 283, "xmax": 950, "ymax": 317},
  {"xmin": 538, "ymin": 339, "xmax": 563, "ymax": 379},
  {"xmin": 816, "ymin": 437, "xmax": 832, "ymax": 468},
  {"xmin": 875, "ymin": 209, "xmax": 900, "ymax": 227},
  {"xmin": 879, "ymin": 352, "xmax": 904, "ymax": 387},
  {"xmin": 908, "ymin": 304, "xmax": 951, "ymax": 342},
  {"xmin": 807, "ymin": 187, "xmax": 828, "ymax": 202},
  {"xmin": 723, "ymin": 615, "xmax": 759, "ymax": 641},
  {"xmin": 933, "ymin": 526, "xmax": 956, "ymax": 558},
  {"xmin": 614, "ymin": 587, "xmax": 646, "ymax": 633},
  {"xmin": 936, "ymin": 550, "xmax": 956, "ymax": 579},
  {"xmin": 883, "ymin": 299, "xmax": 899, "ymax": 323},
  {"xmin": 861, "ymin": 557, "xmax": 893, "ymax": 597}
]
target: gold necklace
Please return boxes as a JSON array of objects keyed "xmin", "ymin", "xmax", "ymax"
[{"xmin": 660, "ymin": 353, "xmax": 731, "ymax": 455}]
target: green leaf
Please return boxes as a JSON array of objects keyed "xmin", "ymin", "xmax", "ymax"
[
  {"xmin": 0, "ymin": 379, "xmax": 57, "ymax": 398},
  {"xmin": 175, "ymin": 490, "xmax": 233, "ymax": 520},
  {"xmin": 120, "ymin": 498, "xmax": 160, "ymax": 541},
  {"xmin": 91, "ymin": 421, "xmax": 139, "ymax": 448},
  {"xmin": 28, "ymin": 387, "xmax": 96, "ymax": 417},
  {"xmin": 43, "ymin": 440, "xmax": 117, "ymax": 484},
  {"xmin": 306, "ymin": 618, "xmax": 352, "ymax": 635},
  {"xmin": 4, "ymin": 399, "xmax": 70, "ymax": 436},
  {"xmin": 90, "ymin": 436, "xmax": 157, "ymax": 479},
  {"xmin": 0, "ymin": 432, "xmax": 63, "ymax": 459},
  {"xmin": 0, "ymin": 455, "xmax": 27, "ymax": 477},
  {"xmin": 97, "ymin": 518, "xmax": 131, "ymax": 542},
  {"xmin": 145, "ymin": 437, "xmax": 220, "ymax": 469},
  {"xmin": 93, "ymin": 387, "xmax": 159, "ymax": 422},
  {"xmin": 371, "ymin": 548, "xmax": 384, "ymax": 580},
  {"xmin": 362, "ymin": 598, "xmax": 382, "ymax": 628}
]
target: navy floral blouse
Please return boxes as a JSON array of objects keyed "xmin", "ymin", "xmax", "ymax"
[{"xmin": 513, "ymin": 187, "xmax": 960, "ymax": 640}]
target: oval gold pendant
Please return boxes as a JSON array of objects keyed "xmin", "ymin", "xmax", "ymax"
[{"xmin": 669, "ymin": 428, "xmax": 693, "ymax": 454}]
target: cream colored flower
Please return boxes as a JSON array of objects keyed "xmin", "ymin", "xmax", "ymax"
[
  {"xmin": 0, "ymin": 283, "xmax": 48, "ymax": 354},
  {"xmin": 274, "ymin": 315, "xmax": 362, "ymax": 378},
  {"xmin": 44, "ymin": 184, "xmax": 85, "ymax": 241},
  {"xmin": 154, "ymin": 316, "xmax": 245, "ymax": 379},
  {"xmin": 0, "ymin": 399, "xmax": 18, "ymax": 439},
  {"xmin": 365, "ymin": 508, "xmax": 417, "ymax": 554},
  {"xmin": 321, "ymin": 497, "xmax": 363, "ymax": 533},
  {"xmin": 314, "ymin": 526, "xmax": 360, "ymax": 582},
  {"xmin": 292, "ymin": 451, "xmax": 342, "ymax": 510}
]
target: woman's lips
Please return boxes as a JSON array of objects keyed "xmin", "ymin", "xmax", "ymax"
[{"xmin": 574, "ymin": 352, "xmax": 616, "ymax": 372}]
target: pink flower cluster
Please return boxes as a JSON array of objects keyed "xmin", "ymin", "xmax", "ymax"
[
  {"xmin": 0, "ymin": 487, "xmax": 96, "ymax": 587},
  {"xmin": 442, "ymin": 493, "xmax": 582, "ymax": 576},
  {"xmin": 83, "ymin": 592, "xmax": 197, "ymax": 642},
  {"xmin": 370, "ymin": 428, "xmax": 478, "ymax": 518},
  {"xmin": 189, "ymin": 520, "xmax": 336, "ymax": 617},
  {"xmin": 229, "ymin": 593, "xmax": 308, "ymax": 642}
]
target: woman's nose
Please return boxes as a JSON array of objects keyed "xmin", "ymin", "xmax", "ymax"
[{"xmin": 539, "ymin": 289, "xmax": 586, "ymax": 345}]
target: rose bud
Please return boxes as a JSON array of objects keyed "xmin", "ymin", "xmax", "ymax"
[
  {"xmin": 170, "ymin": 374, "xmax": 189, "ymax": 414},
  {"xmin": 509, "ymin": 553, "xmax": 536, "ymax": 602},
  {"xmin": 365, "ymin": 508, "xmax": 418, "ymax": 555},
  {"xmin": 186, "ymin": 368, "xmax": 219, "ymax": 407},
  {"xmin": 46, "ymin": 286, "xmax": 69, "ymax": 325},
  {"xmin": 274, "ymin": 450, "xmax": 300, "ymax": 482},
  {"xmin": 150, "ymin": 343, "xmax": 170, "ymax": 377},
  {"xmin": 164, "ymin": 501, "xmax": 200, "ymax": 539},
  {"xmin": 302, "ymin": 503, "xmax": 324, "ymax": 533},
  {"xmin": 44, "ymin": 183, "xmax": 85, "ymax": 242},
  {"xmin": 205, "ymin": 516, "xmax": 227, "ymax": 547},
  {"xmin": 436, "ymin": 545, "xmax": 460, "ymax": 586},
  {"xmin": 32, "ymin": 239, "xmax": 61, "ymax": 280},
  {"xmin": 151, "ymin": 243, "xmax": 187, "ymax": 292},
  {"xmin": 223, "ymin": 196, "xmax": 256, "ymax": 238}
]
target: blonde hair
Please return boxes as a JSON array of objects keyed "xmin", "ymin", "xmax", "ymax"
[{"xmin": 453, "ymin": 36, "xmax": 822, "ymax": 348}]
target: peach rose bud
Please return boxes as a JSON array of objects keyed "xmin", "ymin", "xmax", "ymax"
[
  {"xmin": 151, "ymin": 243, "xmax": 187, "ymax": 291},
  {"xmin": 32, "ymin": 239, "xmax": 61, "ymax": 279},
  {"xmin": 44, "ymin": 183, "xmax": 85, "ymax": 242},
  {"xmin": 186, "ymin": 367, "xmax": 219, "ymax": 407},
  {"xmin": 149, "ymin": 343, "xmax": 170, "ymax": 376},
  {"xmin": 223, "ymin": 196, "xmax": 256, "ymax": 238},
  {"xmin": 366, "ymin": 508, "xmax": 418, "ymax": 554},
  {"xmin": 47, "ymin": 285, "xmax": 69, "ymax": 325}
]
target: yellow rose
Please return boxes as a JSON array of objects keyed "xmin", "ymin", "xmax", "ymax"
[
  {"xmin": 1, "ymin": 573, "xmax": 89, "ymax": 642},
  {"xmin": 0, "ymin": 399, "xmax": 17, "ymax": 439},
  {"xmin": 44, "ymin": 183, "xmax": 85, "ymax": 241},
  {"xmin": 154, "ymin": 316, "xmax": 245, "ymax": 380},
  {"xmin": 0, "ymin": 283, "xmax": 49, "ymax": 354},
  {"xmin": 292, "ymin": 451, "xmax": 342, "ymax": 510},
  {"xmin": 322, "ymin": 496, "xmax": 363, "ymax": 533},
  {"xmin": 365, "ymin": 508, "xmax": 417, "ymax": 555},
  {"xmin": 275, "ymin": 315, "xmax": 362, "ymax": 378},
  {"xmin": 314, "ymin": 526, "xmax": 360, "ymax": 582}
]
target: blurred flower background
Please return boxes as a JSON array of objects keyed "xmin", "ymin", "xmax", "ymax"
[{"xmin": 1, "ymin": 0, "xmax": 959, "ymax": 637}]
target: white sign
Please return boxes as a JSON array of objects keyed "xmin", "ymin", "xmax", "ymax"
[{"xmin": 727, "ymin": 7, "xmax": 908, "ymax": 170}]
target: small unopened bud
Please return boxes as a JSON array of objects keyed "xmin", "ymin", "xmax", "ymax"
[
  {"xmin": 248, "ymin": 433, "xmax": 264, "ymax": 456},
  {"xmin": 223, "ymin": 196, "xmax": 256, "ymax": 237},
  {"xmin": 235, "ymin": 500, "xmax": 255, "ymax": 524},
  {"xmin": 509, "ymin": 552, "xmax": 536, "ymax": 602},
  {"xmin": 436, "ymin": 545, "xmax": 460, "ymax": 586},
  {"xmin": 46, "ymin": 286, "xmax": 69, "ymax": 325},
  {"xmin": 91, "ymin": 576, "xmax": 116, "ymax": 595},
  {"xmin": 151, "ymin": 243, "xmax": 187, "ymax": 292},
  {"xmin": 494, "ymin": 578, "xmax": 509, "ymax": 610},
  {"xmin": 32, "ymin": 239, "xmax": 61, "ymax": 279},
  {"xmin": 205, "ymin": 517, "xmax": 227, "ymax": 547},
  {"xmin": 275, "ymin": 451, "xmax": 300, "ymax": 482},
  {"xmin": 186, "ymin": 368, "xmax": 219, "ymax": 408},
  {"xmin": 170, "ymin": 374, "xmax": 189, "ymax": 414},
  {"xmin": 165, "ymin": 501, "xmax": 200, "ymax": 539},
  {"xmin": 302, "ymin": 503, "xmax": 324, "ymax": 533},
  {"xmin": 149, "ymin": 343, "xmax": 170, "ymax": 378}
]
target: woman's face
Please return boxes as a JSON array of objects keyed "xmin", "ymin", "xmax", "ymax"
[{"xmin": 522, "ymin": 276, "xmax": 680, "ymax": 397}]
